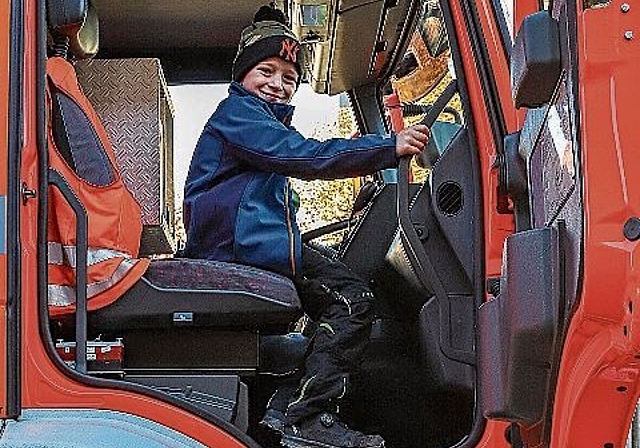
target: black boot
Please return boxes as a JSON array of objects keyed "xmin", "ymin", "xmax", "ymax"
[
  {"xmin": 260, "ymin": 384, "xmax": 299, "ymax": 434},
  {"xmin": 281, "ymin": 413, "xmax": 385, "ymax": 448}
]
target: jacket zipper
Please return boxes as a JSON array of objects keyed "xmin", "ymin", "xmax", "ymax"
[{"xmin": 284, "ymin": 180, "xmax": 296, "ymax": 277}]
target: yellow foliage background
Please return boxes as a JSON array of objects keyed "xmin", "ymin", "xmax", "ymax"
[{"xmin": 293, "ymin": 105, "xmax": 360, "ymax": 245}]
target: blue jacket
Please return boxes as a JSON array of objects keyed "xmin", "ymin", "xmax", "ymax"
[{"xmin": 183, "ymin": 83, "xmax": 397, "ymax": 278}]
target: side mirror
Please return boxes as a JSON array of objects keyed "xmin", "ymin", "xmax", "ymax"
[
  {"xmin": 511, "ymin": 11, "xmax": 562, "ymax": 109},
  {"xmin": 391, "ymin": 2, "xmax": 450, "ymax": 103}
]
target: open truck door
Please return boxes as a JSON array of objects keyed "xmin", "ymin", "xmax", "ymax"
[
  {"xmin": 2, "ymin": 0, "xmax": 640, "ymax": 448},
  {"xmin": 0, "ymin": 0, "xmax": 21, "ymax": 425},
  {"xmin": 473, "ymin": 1, "xmax": 640, "ymax": 447}
]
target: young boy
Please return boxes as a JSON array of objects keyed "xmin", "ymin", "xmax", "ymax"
[{"xmin": 183, "ymin": 5, "xmax": 430, "ymax": 448}]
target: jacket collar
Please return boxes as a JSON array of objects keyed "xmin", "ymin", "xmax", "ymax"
[{"xmin": 229, "ymin": 82, "xmax": 295, "ymax": 125}]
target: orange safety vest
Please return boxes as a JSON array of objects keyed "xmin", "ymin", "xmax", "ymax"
[{"xmin": 46, "ymin": 56, "xmax": 150, "ymax": 317}]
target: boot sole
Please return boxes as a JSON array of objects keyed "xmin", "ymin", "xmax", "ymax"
[{"xmin": 281, "ymin": 434, "xmax": 384, "ymax": 448}]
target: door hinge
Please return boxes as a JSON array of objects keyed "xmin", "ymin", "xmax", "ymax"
[{"xmin": 21, "ymin": 182, "xmax": 36, "ymax": 205}]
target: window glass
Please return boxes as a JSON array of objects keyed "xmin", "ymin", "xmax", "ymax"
[
  {"xmin": 290, "ymin": 93, "xmax": 360, "ymax": 245},
  {"xmin": 389, "ymin": 0, "xmax": 464, "ymax": 183},
  {"xmin": 531, "ymin": 75, "xmax": 576, "ymax": 228}
]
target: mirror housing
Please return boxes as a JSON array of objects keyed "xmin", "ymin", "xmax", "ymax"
[
  {"xmin": 511, "ymin": 11, "xmax": 562, "ymax": 109},
  {"xmin": 391, "ymin": 1, "xmax": 450, "ymax": 103}
]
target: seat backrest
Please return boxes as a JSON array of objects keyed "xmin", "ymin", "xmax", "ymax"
[{"xmin": 46, "ymin": 0, "xmax": 149, "ymax": 316}]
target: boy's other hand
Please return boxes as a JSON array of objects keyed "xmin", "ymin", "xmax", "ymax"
[{"xmin": 395, "ymin": 124, "xmax": 430, "ymax": 158}]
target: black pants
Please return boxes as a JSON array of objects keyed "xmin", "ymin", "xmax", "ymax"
[{"xmin": 285, "ymin": 244, "xmax": 376, "ymax": 424}]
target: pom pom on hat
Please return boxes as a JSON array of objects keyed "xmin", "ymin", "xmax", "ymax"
[
  {"xmin": 232, "ymin": 4, "xmax": 304, "ymax": 83},
  {"xmin": 253, "ymin": 4, "xmax": 287, "ymax": 24}
]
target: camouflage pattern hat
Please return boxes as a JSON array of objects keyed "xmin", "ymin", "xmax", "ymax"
[{"xmin": 232, "ymin": 5, "xmax": 304, "ymax": 83}]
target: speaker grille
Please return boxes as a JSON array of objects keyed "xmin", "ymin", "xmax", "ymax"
[{"xmin": 436, "ymin": 181, "xmax": 463, "ymax": 216}]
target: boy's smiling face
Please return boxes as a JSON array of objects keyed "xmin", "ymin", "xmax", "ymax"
[{"xmin": 241, "ymin": 56, "xmax": 299, "ymax": 104}]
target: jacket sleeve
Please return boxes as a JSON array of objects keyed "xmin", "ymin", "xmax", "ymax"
[{"xmin": 212, "ymin": 96, "xmax": 398, "ymax": 180}]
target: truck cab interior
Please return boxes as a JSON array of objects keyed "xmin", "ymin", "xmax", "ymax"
[{"xmin": 40, "ymin": 0, "xmax": 560, "ymax": 447}]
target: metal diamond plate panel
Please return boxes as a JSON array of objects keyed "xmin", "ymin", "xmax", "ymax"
[{"xmin": 75, "ymin": 58, "xmax": 175, "ymax": 254}]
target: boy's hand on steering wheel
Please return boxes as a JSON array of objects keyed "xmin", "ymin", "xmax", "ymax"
[{"xmin": 395, "ymin": 124, "xmax": 430, "ymax": 158}]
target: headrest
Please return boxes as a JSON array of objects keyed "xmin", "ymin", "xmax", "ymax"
[{"xmin": 47, "ymin": 0, "xmax": 99, "ymax": 59}]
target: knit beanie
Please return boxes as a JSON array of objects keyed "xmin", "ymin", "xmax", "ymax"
[{"xmin": 232, "ymin": 4, "xmax": 304, "ymax": 83}]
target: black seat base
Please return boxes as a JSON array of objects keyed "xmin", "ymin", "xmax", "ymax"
[
  {"xmin": 122, "ymin": 328, "xmax": 259, "ymax": 372},
  {"xmin": 89, "ymin": 258, "xmax": 302, "ymax": 334}
]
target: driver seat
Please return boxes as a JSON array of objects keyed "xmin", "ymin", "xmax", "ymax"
[{"xmin": 47, "ymin": 0, "xmax": 302, "ymax": 371}]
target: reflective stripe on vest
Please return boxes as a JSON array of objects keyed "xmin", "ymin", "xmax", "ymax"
[
  {"xmin": 48, "ymin": 242, "xmax": 132, "ymax": 268},
  {"xmin": 48, "ymin": 257, "xmax": 139, "ymax": 307}
]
